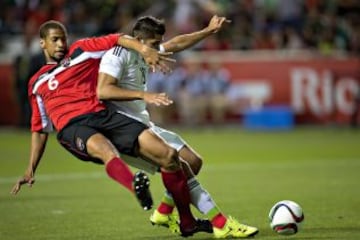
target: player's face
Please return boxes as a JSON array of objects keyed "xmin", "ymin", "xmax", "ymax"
[
  {"xmin": 41, "ymin": 28, "xmax": 67, "ymax": 62},
  {"xmin": 142, "ymin": 34, "xmax": 163, "ymax": 50}
]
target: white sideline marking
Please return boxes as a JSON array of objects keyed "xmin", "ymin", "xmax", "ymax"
[
  {"xmin": 0, "ymin": 164, "xmax": 237, "ymax": 185},
  {"xmin": 0, "ymin": 164, "xmax": 240, "ymax": 185},
  {"xmin": 51, "ymin": 210, "xmax": 65, "ymax": 215},
  {"xmin": 1, "ymin": 159, "xmax": 357, "ymax": 185}
]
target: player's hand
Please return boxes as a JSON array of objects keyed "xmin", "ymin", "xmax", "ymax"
[
  {"xmin": 140, "ymin": 46, "xmax": 176, "ymax": 73},
  {"xmin": 143, "ymin": 92, "xmax": 173, "ymax": 106},
  {"xmin": 207, "ymin": 15, "xmax": 231, "ymax": 34},
  {"xmin": 11, "ymin": 175, "xmax": 35, "ymax": 195}
]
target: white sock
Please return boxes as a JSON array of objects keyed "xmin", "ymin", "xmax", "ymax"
[{"xmin": 187, "ymin": 177, "xmax": 216, "ymax": 214}]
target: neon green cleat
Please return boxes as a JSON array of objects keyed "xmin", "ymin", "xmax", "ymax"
[
  {"xmin": 213, "ymin": 216, "xmax": 259, "ymax": 238},
  {"xmin": 150, "ymin": 209, "xmax": 180, "ymax": 234}
]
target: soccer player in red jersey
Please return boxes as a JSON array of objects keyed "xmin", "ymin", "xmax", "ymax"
[{"xmin": 11, "ymin": 20, "xmax": 204, "ymax": 236}]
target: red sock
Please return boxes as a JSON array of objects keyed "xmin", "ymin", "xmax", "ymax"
[
  {"xmin": 161, "ymin": 169, "xmax": 196, "ymax": 230},
  {"xmin": 157, "ymin": 192, "xmax": 175, "ymax": 214},
  {"xmin": 158, "ymin": 202, "xmax": 174, "ymax": 214},
  {"xmin": 105, "ymin": 157, "xmax": 134, "ymax": 193},
  {"xmin": 211, "ymin": 213, "xmax": 227, "ymax": 229}
]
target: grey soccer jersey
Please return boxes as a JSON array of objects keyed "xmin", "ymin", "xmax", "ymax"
[
  {"xmin": 99, "ymin": 46, "xmax": 186, "ymax": 174},
  {"xmin": 99, "ymin": 45, "xmax": 151, "ymax": 125},
  {"xmin": 99, "ymin": 45, "xmax": 187, "ymax": 174}
]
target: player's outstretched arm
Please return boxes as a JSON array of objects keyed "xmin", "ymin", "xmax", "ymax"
[
  {"xmin": 162, "ymin": 15, "xmax": 231, "ymax": 53},
  {"xmin": 118, "ymin": 35, "xmax": 174, "ymax": 73},
  {"xmin": 97, "ymin": 72, "xmax": 173, "ymax": 106},
  {"xmin": 11, "ymin": 132, "xmax": 48, "ymax": 195}
]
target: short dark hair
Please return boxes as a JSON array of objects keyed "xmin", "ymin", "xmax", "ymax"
[
  {"xmin": 39, "ymin": 20, "xmax": 67, "ymax": 39},
  {"xmin": 132, "ymin": 16, "xmax": 166, "ymax": 39}
]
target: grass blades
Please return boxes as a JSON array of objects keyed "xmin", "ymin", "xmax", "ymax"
[{"xmin": 0, "ymin": 127, "xmax": 359, "ymax": 239}]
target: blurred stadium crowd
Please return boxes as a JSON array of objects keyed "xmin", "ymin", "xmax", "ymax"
[
  {"xmin": 1, "ymin": 0, "xmax": 360, "ymax": 55},
  {"xmin": 1, "ymin": 0, "xmax": 360, "ymax": 127}
]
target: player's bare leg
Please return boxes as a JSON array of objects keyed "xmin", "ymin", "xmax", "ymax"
[
  {"xmin": 178, "ymin": 145, "xmax": 203, "ymax": 175},
  {"xmin": 86, "ymin": 133, "xmax": 153, "ymax": 210}
]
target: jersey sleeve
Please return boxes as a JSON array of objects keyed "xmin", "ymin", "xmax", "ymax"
[
  {"xmin": 29, "ymin": 93, "xmax": 54, "ymax": 133},
  {"xmin": 98, "ymin": 46, "xmax": 127, "ymax": 80},
  {"xmin": 73, "ymin": 33, "xmax": 121, "ymax": 52},
  {"xmin": 159, "ymin": 44, "xmax": 165, "ymax": 53}
]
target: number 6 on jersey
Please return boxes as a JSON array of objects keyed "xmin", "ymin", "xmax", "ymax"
[{"xmin": 48, "ymin": 76, "xmax": 59, "ymax": 90}]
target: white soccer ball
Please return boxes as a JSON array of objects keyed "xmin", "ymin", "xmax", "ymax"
[{"xmin": 269, "ymin": 200, "xmax": 304, "ymax": 235}]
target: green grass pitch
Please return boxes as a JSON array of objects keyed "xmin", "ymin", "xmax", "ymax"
[{"xmin": 0, "ymin": 127, "xmax": 359, "ymax": 239}]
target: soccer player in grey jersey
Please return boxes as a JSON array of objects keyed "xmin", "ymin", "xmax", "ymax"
[{"xmin": 97, "ymin": 15, "xmax": 259, "ymax": 238}]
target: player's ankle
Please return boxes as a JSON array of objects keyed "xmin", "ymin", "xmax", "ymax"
[{"xmin": 211, "ymin": 213, "xmax": 227, "ymax": 229}]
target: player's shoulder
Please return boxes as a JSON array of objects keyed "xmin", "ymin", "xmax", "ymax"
[
  {"xmin": 108, "ymin": 45, "xmax": 131, "ymax": 57},
  {"xmin": 30, "ymin": 64, "xmax": 55, "ymax": 80},
  {"xmin": 69, "ymin": 33, "xmax": 119, "ymax": 53},
  {"xmin": 67, "ymin": 40, "xmax": 83, "ymax": 54},
  {"xmin": 27, "ymin": 64, "xmax": 56, "ymax": 93},
  {"xmin": 102, "ymin": 45, "xmax": 133, "ymax": 64}
]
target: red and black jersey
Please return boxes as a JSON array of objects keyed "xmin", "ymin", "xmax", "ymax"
[{"xmin": 29, "ymin": 33, "xmax": 120, "ymax": 132}]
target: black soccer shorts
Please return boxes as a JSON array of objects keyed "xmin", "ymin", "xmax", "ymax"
[{"xmin": 57, "ymin": 107, "xmax": 148, "ymax": 164}]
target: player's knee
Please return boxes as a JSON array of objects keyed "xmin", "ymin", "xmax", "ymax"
[
  {"xmin": 183, "ymin": 154, "xmax": 203, "ymax": 175},
  {"xmin": 190, "ymin": 156, "xmax": 203, "ymax": 175},
  {"xmin": 161, "ymin": 147, "xmax": 180, "ymax": 171}
]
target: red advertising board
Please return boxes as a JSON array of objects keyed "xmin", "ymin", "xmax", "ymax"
[
  {"xmin": 0, "ymin": 52, "xmax": 359, "ymax": 125},
  {"xmin": 0, "ymin": 64, "xmax": 19, "ymax": 125},
  {"xmin": 191, "ymin": 52, "xmax": 360, "ymax": 124}
]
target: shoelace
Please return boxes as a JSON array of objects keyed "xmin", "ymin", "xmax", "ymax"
[{"xmin": 228, "ymin": 217, "xmax": 249, "ymax": 232}]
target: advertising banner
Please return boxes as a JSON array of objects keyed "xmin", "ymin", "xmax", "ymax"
[
  {"xmin": 193, "ymin": 53, "xmax": 360, "ymax": 124},
  {"xmin": 1, "ymin": 52, "xmax": 359, "ymax": 125}
]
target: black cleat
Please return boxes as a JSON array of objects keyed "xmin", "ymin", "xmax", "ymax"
[
  {"xmin": 195, "ymin": 219, "xmax": 213, "ymax": 234},
  {"xmin": 180, "ymin": 219, "xmax": 213, "ymax": 237},
  {"xmin": 133, "ymin": 171, "xmax": 153, "ymax": 211}
]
